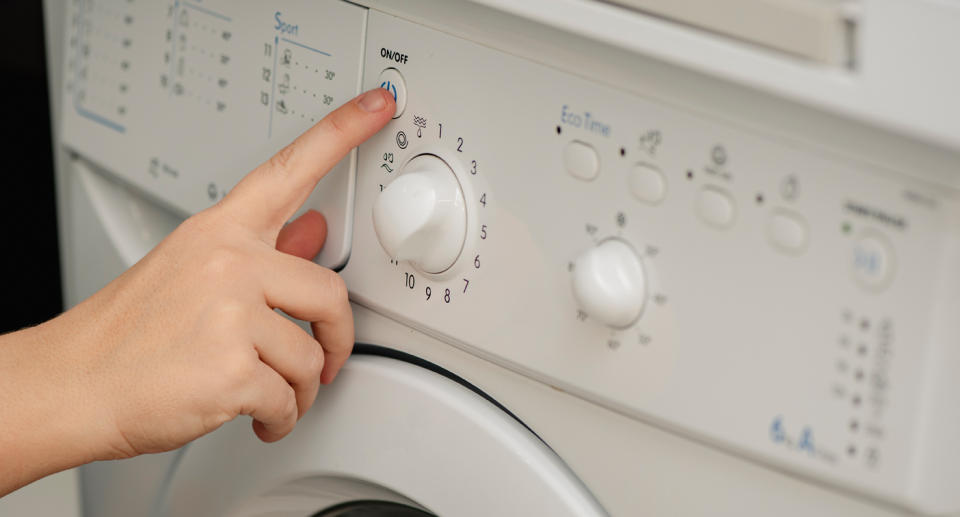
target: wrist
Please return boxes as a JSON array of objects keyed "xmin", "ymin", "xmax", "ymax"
[{"xmin": 0, "ymin": 313, "xmax": 127, "ymax": 494}]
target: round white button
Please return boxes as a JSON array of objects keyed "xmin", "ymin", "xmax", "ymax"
[
  {"xmin": 628, "ymin": 163, "xmax": 666, "ymax": 204},
  {"xmin": 571, "ymin": 239, "xmax": 647, "ymax": 329},
  {"xmin": 373, "ymin": 155, "xmax": 466, "ymax": 273},
  {"xmin": 852, "ymin": 233, "xmax": 895, "ymax": 290},
  {"xmin": 767, "ymin": 210, "xmax": 808, "ymax": 253},
  {"xmin": 377, "ymin": 68, "xmax": 406, "ymax": 119},
  {"xmin": 697, "ymin": 187, "xmax": 735, "ymax": 229}
]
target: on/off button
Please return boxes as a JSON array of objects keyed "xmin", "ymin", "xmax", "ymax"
[{"xmin": 377, "ymin": 68, "xmax": 406, "ymax": 119}]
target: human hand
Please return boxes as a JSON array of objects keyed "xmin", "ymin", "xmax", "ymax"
[{"xmin": 0, "ymin": 88, "xmax": 394, "ymax": 493}]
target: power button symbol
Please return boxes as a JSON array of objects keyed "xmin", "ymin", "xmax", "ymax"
[
  {"xmin": 381, "ymin": 80, "xmax": 397, "ymax": 99},
  {"xmin": 376, "ymin": 68, "xmax": 406, "ymax": 119}
]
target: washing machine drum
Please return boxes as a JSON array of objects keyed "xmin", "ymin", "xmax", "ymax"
[{"xmin": 161, "ymin": 353, "xmax": 605, "ymax": 516}]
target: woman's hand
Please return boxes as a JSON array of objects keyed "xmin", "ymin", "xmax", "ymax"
[{"xmin": 0, "ymin": 88, "xmax": 394, "ymax": 495}]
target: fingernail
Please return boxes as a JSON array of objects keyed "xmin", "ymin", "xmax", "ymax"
[{"xmin": 358, "ymin": 89, "xmax": 387, "ymax": 112}]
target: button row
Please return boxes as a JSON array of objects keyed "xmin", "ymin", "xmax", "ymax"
[
  {"xmin": 561, "ymin": 140, "xmax": 895, "ymax": 290},
  {"xmin": 564, "ymin": 141, "xmax": 668, "ymax": 203}
]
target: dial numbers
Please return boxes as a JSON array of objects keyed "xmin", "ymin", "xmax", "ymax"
[{"xmin": 376, "ymin": 116, "xmax": 490, "ymax": 306}]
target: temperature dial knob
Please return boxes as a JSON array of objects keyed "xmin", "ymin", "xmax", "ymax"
[
  {"xmin": 373, "ymin": 154, "xmax": 467, "ymax": 274},
  {"xmin": 572, "ymin": 239, "xmax": 647, "ymax": 328}
]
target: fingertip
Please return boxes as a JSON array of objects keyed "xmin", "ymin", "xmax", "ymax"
[
  {"xmin": 252, "ymin": 419, "xmax": 288, "ymax": 443},
  {"xmin": 357, "ymin": 87, "xmax": 394, "ymax": 114},
  {"xmin": 319, "ymin": 354, "xmax": 349, "ymax": 385}
]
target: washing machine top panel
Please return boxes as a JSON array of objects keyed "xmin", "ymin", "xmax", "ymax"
[{"xmin": 163, "ymin": 354, "xmax": 606, "ymax": 517}]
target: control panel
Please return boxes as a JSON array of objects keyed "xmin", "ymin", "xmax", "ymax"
[
  {"xmin": 341, "ymin": 10, "xmax": 960, "ymax": 511},
  {"xmin": 60, "ymin": 0, "xmax": 366, "ymax": 268},
  {"xmin": 56, "ymin": 1, "xmax": 960, "ymax": 513}
]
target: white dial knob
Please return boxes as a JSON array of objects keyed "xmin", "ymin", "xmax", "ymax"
[
  {"xmin": 571, "ymin": 239, "xmax": 647, "ymax": 328},
  {"xmin": 373, "ymin": 154, "xmax": 467, "ymax": 274}
]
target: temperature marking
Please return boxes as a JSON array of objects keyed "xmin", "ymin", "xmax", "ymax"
[
  {"xmin": 168, "ymin": 0, "xmax": 179, "ymax": 98},
  {"xmin": 71, "ymin": 0, "xmax": 128, "ymax": 133}
]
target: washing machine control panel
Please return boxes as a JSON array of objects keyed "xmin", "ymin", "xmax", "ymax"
[
  {"xmin": 56, "ymin": 1, "xmax": 960, "ymax": 513},
  {"xmin": 58, "ymin": 0, "xmax": 366, "ymax": 269},
  {"xmin": 342, "ymin": 10, "xmax": 960, "ymax": 513}
]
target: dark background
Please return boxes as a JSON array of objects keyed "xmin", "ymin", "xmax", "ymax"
[{"xmin": 0, "ymin": 2, "xmax": 63, "ymax": 333}]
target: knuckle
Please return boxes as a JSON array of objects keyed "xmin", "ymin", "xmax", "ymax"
[
  {"xmin": 210, "ymin": 299, "xmax": 249, "ymax": 330},
  {"xmin": 268, "ymin": 141, "xmax": 298, "ymax": 174},
  {"xmin": 221, "ymin": 348, "xmax": 258, "ymax": 389},
  {"xmin": 281, "ymin": 388, "xmax": 298, "ymax": 422},
  {"xmin": 321, "ymin": 113, "xmax": 348, "ymax": 138},
  {"xmin": 202, "ymin": 253, "xmax": 230, "ymax": 277},
  {"xmin": 201, "ymin": 247, "xmax": 242, "ymax": 279},
  {"xmin": 325, "ymin": 271, "xmax": 349, "ymax": 307},
  {"xmin": 307, "ymin": 341, "xmax": 326, "ymax": 378},
  {"xmin": 174, "ymin": 213, "xmax": 203, "ymax": 235}
]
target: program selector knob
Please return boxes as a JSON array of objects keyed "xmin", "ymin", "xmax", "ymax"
[
  {"xmin": 373, "ymin": 154, "xmax": 467, "ymax": 274},
  {"xmin": 571, "ymin": 239, "xmax": 647, "ymax": 328}
]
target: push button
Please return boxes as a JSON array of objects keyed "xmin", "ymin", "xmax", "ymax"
[
  {"xmin": 852, "ymin": 233, "xmax": 895, "ymax": 290},
  {"xmin": 696, "ymin": 187, "xmax": 735, "ymax": 228},
  {"xmin": 563, "ymin": 141, "xmax": 599, "ymax": 181},
  {"xmin": 628, "ymin": 163, "xmax": 666, "ymax": 204},
  {"xmin": 767, "ymin": 210, "xmax": 808, "ymax": 253},
  {"xmin": 377, "ymin": 68, "xmax": 406, "ymax": 119}
]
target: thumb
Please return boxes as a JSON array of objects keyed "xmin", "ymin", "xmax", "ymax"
[
  {"xmin": 275, "ymin": 209, "xmax": 327, "ymax": 260},
  {"xmin": 222, "ymin": 88, "xmax": 394, "ymax": 240}
]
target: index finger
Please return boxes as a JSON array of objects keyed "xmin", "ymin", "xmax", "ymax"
[{"xmin": 224, "ymin": 87, "xmax": 395, "ymax": 239}]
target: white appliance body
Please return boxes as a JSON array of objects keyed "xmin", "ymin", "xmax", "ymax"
[{"xmin": 41, "ymin": 0, "xmax": 960, "ymax": 515}]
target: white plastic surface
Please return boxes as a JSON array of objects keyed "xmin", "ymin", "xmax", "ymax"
[
  {"xmin": 344, "ymin": 10, "xmax": 960, "ymax": 512},
  {"xmin": 604, "ymin": 0, "xmax": 852, "ymax": 64},
  {"xmin": 768, "ymin": 209, "xmax": 809, "ymax": 253},
  {"xmin": 571, "ymin": 239, "xmax": 648, "ymax": 329},
  {"xmin": 350, "ymin": 304, "xmax": 908, "ymax": 517},
  {"xmin": 628, "ymin": 163, "xmax": 667, "ymax": 204},
  {"xmin": 73, "ymin": 158, "xmax": 182, "ymax": 268},
  {"xmin": 696, "ymin": 186, "xmax": 736, "ymax": 228},
  {"xmin": 0, "ymin": 469, "xmax": 81, "ymax": 517},
  {"xmin": 163, "ymin": 355, "xmax": 606, "ymax": 517},
  {"xmin": 467, "ymin": 0, "xmax": 960, "ymax": 152},
  {"xmin": 563, "ymin": 140, "xmax": 600, "ymax": 181},
  {"xmin": 372, "ymin": 154, "xmax": 467, "ymax": 273}
]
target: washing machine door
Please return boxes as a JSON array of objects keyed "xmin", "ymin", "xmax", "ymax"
[{"xmin": 161, "ymin": 353, "xmax": 606, "ymax": 516}]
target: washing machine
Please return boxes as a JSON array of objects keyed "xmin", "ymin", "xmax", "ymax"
[{"xmin": 42, "ymin": 0, "xmax": 960, "ymax": 516}]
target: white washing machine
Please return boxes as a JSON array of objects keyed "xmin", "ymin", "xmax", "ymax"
[{"xmin": 42, "ymin": 1, "xmax": 960, "ymax": 516}]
